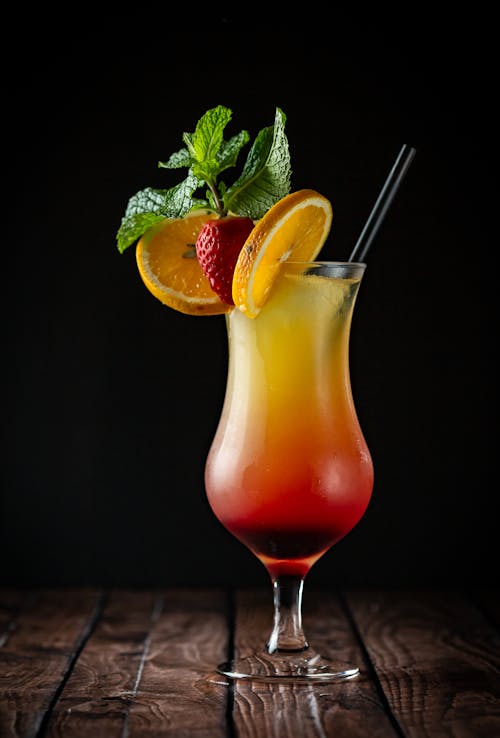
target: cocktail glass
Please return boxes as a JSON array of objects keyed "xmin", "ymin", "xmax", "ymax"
[{"xmin": 205, "ymin": 260, "xmax": 374, "ymax": 681}]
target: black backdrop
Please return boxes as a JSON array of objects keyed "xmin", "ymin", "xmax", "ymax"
[{"xmin": 2, "ymin": 11, "xmax": 496, "ymax": 589}]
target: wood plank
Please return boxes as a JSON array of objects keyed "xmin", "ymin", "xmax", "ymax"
[
  {"xmin": 0, "ymin": 588, "xmax": 103, "ymax": 738},
  {"xmin": 346, "ymin": 588, "xmax": 500, "ymax": 738},
  {"xmin": 124, "ymin": 589, "xmax": 229, "ymax": 738},
  {"xmin": 44, "ymin": 590, "xmax": 161, "ymax": 738},
  {"xmin": 230, "ymin": 587, "xmax": 398, "ymax": 738}
]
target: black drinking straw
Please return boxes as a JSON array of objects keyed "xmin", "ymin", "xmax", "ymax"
[{"xmin": 349, "ymin": 144, "xmax": 416, "ymax": 263}]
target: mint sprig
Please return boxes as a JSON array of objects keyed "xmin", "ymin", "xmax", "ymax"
[
  {"xmin": 116, "ymin": 105, "xmax": 291, "ymax": 253},
  {"xmin": 222, "ymin": 108, "xmax": 290, "ymax": 219}
]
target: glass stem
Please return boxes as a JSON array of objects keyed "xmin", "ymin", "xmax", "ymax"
[{"xmin": 267, "ymin": 576, "xmax": 309, "ymax": 654}]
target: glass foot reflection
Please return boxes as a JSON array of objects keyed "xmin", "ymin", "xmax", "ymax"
[{"xmin": 217, "ymin": 649, "xmax": 359, "ymax": 683}]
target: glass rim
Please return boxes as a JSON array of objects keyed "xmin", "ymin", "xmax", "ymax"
[
  {"xmin": 284, "ymin": 260, "xmax": 366, "ymax": 278},
  {"xmin": 286, "ymin": 260, "xmax": 366, "ymax": 268}
]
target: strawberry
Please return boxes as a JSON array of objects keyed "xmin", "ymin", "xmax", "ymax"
[{"xmin": 195, "ymin": 216, "xmax": 255, "ymax": 305}]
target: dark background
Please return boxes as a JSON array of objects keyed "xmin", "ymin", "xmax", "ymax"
[{"xmin": 2, "ymin": 11, "xmax": 496, "ymax": 589}]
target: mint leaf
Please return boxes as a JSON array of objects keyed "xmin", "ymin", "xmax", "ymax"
[
  {"xmin": 124, "ymin": 187, "xmax": 173, "ymax": 217},
  {"xmin": 117, "ymin": 211, "xmax": 165, "ymax": 254},
  {"xmin": 158, "ymin": 174, "xmax": 206, "ymax": 217},
  {"xmin": 158, "ymin": 116, "xmax": 249, "ymax": 194},
  {"xmin": 185, "ymin": 105, "xmax": 244, "ymax": 184},
  {"xmin": 189, "ymin": 105, "xmax": 232, "ymax": 164},
  {"xmin": 117, "ymin": 175, "xmax": 206, "ymax": 252},
  {"xmin": 223, "ymin": 108, "xmax": 291, "ymax": 219},
  {"xmin": 217, "ymin": 131, "xmax": 250, "ymax": 173},
  {"xmin": 158, "ymin": 148, "xmax": 191, "ymax": 169}
]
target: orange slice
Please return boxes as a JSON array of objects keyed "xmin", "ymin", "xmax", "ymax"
[
  {"xmin": 232, "ymin": 189, "xmax": 333, "ymax": 317},
  {"xmin": 136, "ymin": 211, "xmax": 231, "ymax": 316}
]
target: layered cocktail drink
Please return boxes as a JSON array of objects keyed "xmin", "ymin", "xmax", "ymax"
[{"xmin": 206, "ymin": 262, "xmax": 373, "ymax": 581}]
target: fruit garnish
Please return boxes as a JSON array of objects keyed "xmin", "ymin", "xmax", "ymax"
[
  {"xmin": 135, "ymin": 211, "xmax": 231, "ymax": 315},
  {"xmin": 117, "ymin": 105, "xmax": 291, "ymax": 254},
  {"xmin": 195, "ymin": 216, "xmax": 255, "ymax": 305},
  {"xmin": 232, "ymin": 189, "xmax": 333, "ymax": 318}
]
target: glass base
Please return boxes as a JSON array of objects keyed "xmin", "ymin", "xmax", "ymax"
[{"xmin": 217, "ymin": 649, "xmax": 359, "ymax": 683}]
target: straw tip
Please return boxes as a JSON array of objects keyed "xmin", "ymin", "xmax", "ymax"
[
  {"xmin": 402, "ymin": 144, "xmax": 417, "ymax": 156},
  {"xmin": 348, "ymin": 142, "xmax": 417, "ymax": 263}
]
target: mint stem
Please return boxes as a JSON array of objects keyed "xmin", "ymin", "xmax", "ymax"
[{"xmin": 207, "ymin": 180, "xmax": 225, "ymax": 216}]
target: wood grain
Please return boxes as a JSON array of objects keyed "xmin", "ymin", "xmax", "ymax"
[
  {"xmin": 230, "ymin": 587, "xmax": 398, "ymax": 738},
  {"xmin": 125, "ymin": 589, "xmax": 229, "ymax": 738},
  {"xmin": 44, "ymin": 589, "xmax": 160, "ymax": 738},
  {"xmin": 346, "ymin": 588, "xmax": 500, "ymax": 738},
  {"xmin": 0, "ymin": 588, "xmax": 102, "ymax": 738},
  {"xmin": 3, "ymin": 587, "xmax": 498, "ymax": 738}
]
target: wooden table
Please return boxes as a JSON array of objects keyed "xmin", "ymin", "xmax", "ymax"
[{"xmin": 1, "ymin": 587, "xmax": 498, "ymax": 737}]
